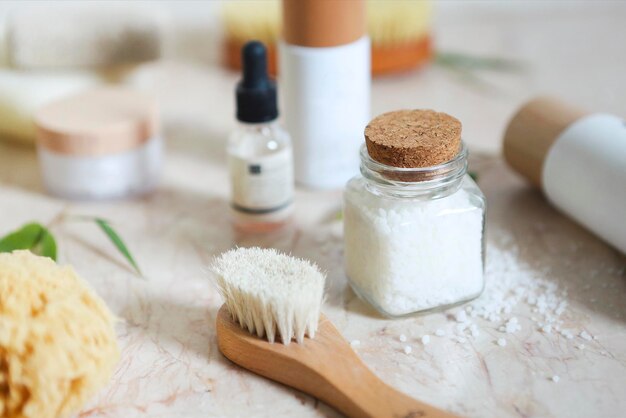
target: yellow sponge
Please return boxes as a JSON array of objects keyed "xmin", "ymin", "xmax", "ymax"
[{"xmin": 0, "ymin": 251, "xmax": 119, "ymax": 418}]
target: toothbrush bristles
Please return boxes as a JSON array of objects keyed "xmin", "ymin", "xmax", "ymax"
[{"xmin": 211, "ymin": 247, "xmax": 325, "ymax": 345}]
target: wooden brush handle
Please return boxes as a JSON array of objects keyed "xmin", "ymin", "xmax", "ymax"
[
  {"xmin": 326, "ymin": 363, "xmax": 455, "ymax": 418},
  {"xmin": 217, "ymin": 306, "xmax": 459, "ymax": 418},
  {"xmin": 319, "ymin": 353, "xmax": 457, "ymax": 418}
]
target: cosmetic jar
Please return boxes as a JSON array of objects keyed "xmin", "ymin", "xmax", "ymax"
[
  {"xmin": 35, "ymin": 87, "xmax": 162, "ymax": 200},
  {"xmin": 343, "ymin": 110, "xmax": 486, "ymax": 317}
]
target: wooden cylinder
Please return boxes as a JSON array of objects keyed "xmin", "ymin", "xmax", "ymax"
[
  {"xmin": 503, "ymin": 97, "xmax": 587, "ymax": 188},
  {"xmin": 282, "ymin": 0, "xmax": 366, "ymax": 47}
]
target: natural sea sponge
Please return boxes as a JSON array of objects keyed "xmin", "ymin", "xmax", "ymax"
[{"xmin": 0, "ymin": 251, "xmax": 119, "ymax": 418}]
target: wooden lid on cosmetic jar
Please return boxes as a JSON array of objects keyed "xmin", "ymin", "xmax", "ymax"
[
  {"xmin": 365, "ymin": 109, "xmax": 462, "ymax": 168},
  {"xmin": 503, "ymin": 97, "xmax": 587, "ymax": 188},
  {"xmin": 35, "ymin": 87, "xmax": 159, "ymax": 156}
]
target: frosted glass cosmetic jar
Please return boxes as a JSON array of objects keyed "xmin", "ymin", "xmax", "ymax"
[{"xmin": 35, "ymin": 87, "xmax": 162, "ymax": 200}]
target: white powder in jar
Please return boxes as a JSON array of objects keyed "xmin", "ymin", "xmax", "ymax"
[{"xmin": 344, "ymin": 179, "xmax": 484, "ymax": 317}]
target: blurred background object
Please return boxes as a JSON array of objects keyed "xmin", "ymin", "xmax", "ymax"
[
  {"xmin": 222, "ymin": 0, "xmax": 281, "ymax": 75},
  {"xmin": 0, "ymin": 69, "xmax": 104, "ymax": 145},
  {"xmin": 1, "ymin": 1, "xmax": 624, "ymax": 156},
  {"xmin": 0, "ymin": 2, "xmax": 166, "ymax": 147},
  {"xmin": 280, "ymin": 0, "xmax": 370, "ymax": 188},
  {"xmin": 222, "ymin": 0, "xmax": 434, "ymax": 76},
  {"xmin": 6, "ymin": 3, "xmax": 164, "ymax": 69},
  {"xmin": 367, "ymin": 0, "xmax": 433, "ymax": 75}
]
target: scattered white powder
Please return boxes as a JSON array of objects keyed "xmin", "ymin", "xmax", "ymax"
[
  {"xmin": 465, "ymin": 246, "xmax": 565, "ymax": 328},
  {"xmin": 456, "ymin": 322, "xmax": 468, "ymax": 333},
  {"xmin": 504, "ymin": 317, "xmax": 521, "ymax": 333},
  {"xmin": 344, "ymin": 183, "xmax": 483, "ymax": 316},
  {"xmin": 421, "ymin": 335, "xmax": 430, "ymax": 345},
  {"xmin": 551, "ymin": 375, "xmax": 560, "ymax": 383},
  {"xmin": 398, "ymin": 334, "xmax": 407, "ymax": 342},
  {"xmin": 403, "ymin": 345, "xmax": 412, "ymax": 354},
  {"xmin": 377, "ymin": 226, "xmax": 612, "ymax": 367},
  {"xmin": 350, "ymin": 340, "xmax": 360, "ymax": 348},
  {"xmin": 456, "ymin": 310, "xmax": 468, "ymax": 323},
  {"xmin": 469, "ymin": 324, "xmax": 480, "ymax": 337},
  {"xmin": 441, "ymin": 241, "xmax": 586, "ymax": 351}
]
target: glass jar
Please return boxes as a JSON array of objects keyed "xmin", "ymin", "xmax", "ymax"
[
  {"xmin": 343, "ymin": 143, "xmax": 486, "ymax": 317},
  {"xmin": 35, "ymin": 87, "xmax": 161, "ymax": 200}
]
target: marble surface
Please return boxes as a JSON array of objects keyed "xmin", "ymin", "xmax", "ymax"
[{"xmin": 0, "ymin": 2, "xmax": 625, "ymax": 418}]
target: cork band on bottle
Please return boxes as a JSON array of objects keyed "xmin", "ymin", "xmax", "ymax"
[{"xmin": 282, "ymin": 0, "xmax": 366, "ymax": 48}]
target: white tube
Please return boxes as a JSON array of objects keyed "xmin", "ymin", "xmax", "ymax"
[
  {"xmin": 279, "ymin": 36, "xmax": 370, "ymax": 189},
  {"xmin": 542, "ymin": 114, "xmax": 626, "ymax": 253}
]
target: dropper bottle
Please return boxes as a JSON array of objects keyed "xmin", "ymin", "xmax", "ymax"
[{"xmin": 228, "ymin": 41, "xmax": 294, "ymax": 232}]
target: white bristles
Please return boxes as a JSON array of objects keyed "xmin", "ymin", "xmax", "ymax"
[{"xmin": 211, "ymin": 248, "xmax": 325, "ymax": 345}]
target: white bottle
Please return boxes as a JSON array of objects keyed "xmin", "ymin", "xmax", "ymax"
[
  {"xmin": 280, "ymin": 0, "xmax": 370, "ymax": 189},
  {"xmin": 504, "ymin": 97, "xmax": 626, "ymax": 254},
  {"xmin": 228, "ymin": 41, "xmax": 294, "ymax": 232}
]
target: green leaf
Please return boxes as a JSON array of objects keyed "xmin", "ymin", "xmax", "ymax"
[
  {"xmin": 0, "ymin": 222, "xmax": 57, "ymax": 261},
  {"xmin": 94, "ymin": 218, "xmax": 142, "ymax": 276},
  {"xmin": 435, "ymin": 52, "xmax": 525, "ymax": 72},
  {"xmin": 34, "ymin": 228, "xmax": 57, "ymax": 261}
]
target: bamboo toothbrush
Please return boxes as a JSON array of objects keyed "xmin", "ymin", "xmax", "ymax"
[{"xmin": 212, "ymin": 248, "xmax": 458, "ymax": 418}]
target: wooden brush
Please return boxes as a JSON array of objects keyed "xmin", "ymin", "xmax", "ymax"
[
  {"xmin": 221, "ymin": 0, "xmax": 433, "ymax": 76},
  {"xmin": 211, "ymin": 247, "xmax": 458, "ymax": 418}
]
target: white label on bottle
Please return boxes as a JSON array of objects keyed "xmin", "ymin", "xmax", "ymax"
[
  {"xmin": 542, "ymin": 113, "xmax": 626, "ymax": 253},
  {"xmin": 229, "ymin": 148, "xmax": 293, "ymax": 213},
  {"xmin": 279, "ymin": 36, "xmax": 371, "ymax": 188}
]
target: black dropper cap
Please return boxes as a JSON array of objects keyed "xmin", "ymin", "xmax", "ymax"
[{"xmin": 236, "ymin": 41, "xmax": 278, "ymax": 123}]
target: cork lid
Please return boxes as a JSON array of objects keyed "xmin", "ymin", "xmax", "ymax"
[
  {"xmin": 36, "ymin": 87, "xmax": 159, "ymax": 156},
  {"xmin": 364, "ymin": 110, "xmax": 462, "ymax": 168},
  {"xmin": 503, "ymin": 97, "xmax": 587, "ymax": 188},
  {"xmin": 282, "ymin": 0, "xmax": 366, "ymax": 47}
]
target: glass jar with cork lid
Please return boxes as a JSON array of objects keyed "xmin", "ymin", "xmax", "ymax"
[{"xmin": 343, "ymin": 110, "xmax": 486, "ymax": 317}]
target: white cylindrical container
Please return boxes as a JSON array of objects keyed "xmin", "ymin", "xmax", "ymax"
[
  {"xmin": 35, "ymin": 87, "xmax": 162, "ymax": 200},
  {"xmin": 280, "ymin": 0, "xmax": 370, "ymax": 189},
  {"xmin": 504, "ymin": 97, "xmax": 626, "ymax": 254}
]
